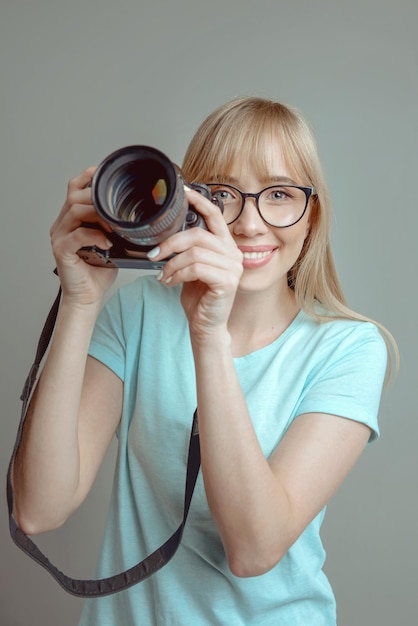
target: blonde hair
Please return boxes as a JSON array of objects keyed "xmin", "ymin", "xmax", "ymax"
[{"xmin": 182, "ymin": 96, "xmax": 399, "ymax": 380}]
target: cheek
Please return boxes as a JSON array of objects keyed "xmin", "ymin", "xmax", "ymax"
[
  {"xmin": 278, "ymin": 223, "xmax": 309, "ymax": 250},
  {"xmin": 294, "ymin": 213, "xmax": 311, "ymax": 247}
]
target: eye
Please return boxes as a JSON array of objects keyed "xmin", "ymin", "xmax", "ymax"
[
  {"xmin": 209, "ymin": 186, "xmax": 238, "ymax": 203},
  {"xmin": 265, "ymin": 187, "xmax": 293, "ymax": 203}
]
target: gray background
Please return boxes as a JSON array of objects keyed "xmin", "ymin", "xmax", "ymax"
[{"xmin": 1, "ymin": 1, "xmax": 417, "ymax": 624}]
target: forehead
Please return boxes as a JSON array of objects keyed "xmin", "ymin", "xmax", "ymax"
[
  {"xmin": 226, "ymin": 138, "xmax": 293, "ymax": 184},
  {"xmin": 216, "ymin": 133, "xmax": 300, "ymax": 184}
]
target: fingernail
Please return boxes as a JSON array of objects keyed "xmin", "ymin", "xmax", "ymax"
[
  {"xmin": 157, "ymin": 270, "xmax": 164, "ymax": 281},
  {"xmin": 147, "ymin": 246, "xmax": 160, "ymax": 259},
  {"xmin": 183, "ymin": 184, "xmax": 192, "ymax": 192}
]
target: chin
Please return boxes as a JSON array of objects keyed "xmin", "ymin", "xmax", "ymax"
[{"xmin": 237, "ymin": 270, "xmax": 287, "ymax": 295}]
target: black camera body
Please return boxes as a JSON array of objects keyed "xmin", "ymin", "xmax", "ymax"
[{"xmin": 77, "ymin": 145, "xmax": 214, "ymax": 270}]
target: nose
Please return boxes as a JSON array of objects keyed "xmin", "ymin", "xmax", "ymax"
[{"xmin": 230, "ymin": 196, "xmax": 269, "ymax": 237}]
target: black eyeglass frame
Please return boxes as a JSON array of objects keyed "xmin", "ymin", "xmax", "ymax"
[{"xmin": 206, "ymin": 183, "xmax": 316, "ymax": 228}]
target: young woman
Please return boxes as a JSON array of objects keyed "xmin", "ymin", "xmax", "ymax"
[{"xmin": 13, "ymin": 97, "xmax": 397, "ymax": 625}]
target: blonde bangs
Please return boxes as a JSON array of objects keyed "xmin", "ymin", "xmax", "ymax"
[{"xmin": 182, "ymin": 98, "xmax": 317, "ymax": 186}]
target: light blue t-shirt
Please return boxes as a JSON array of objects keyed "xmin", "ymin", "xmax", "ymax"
[{"xmin": 80, "ymin": 275, "xmax": 387, "ymax": 626}]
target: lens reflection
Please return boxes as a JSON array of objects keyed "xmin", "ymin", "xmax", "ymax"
[
  {"xmin": 151, "ymin": 179, "xmax": 167, "ymax": 206},
  {"xmin": 106, "ymin": 162, "xmax": 169, "ymax": 224}
]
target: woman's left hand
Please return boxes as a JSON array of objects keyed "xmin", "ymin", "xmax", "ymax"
[{"xmin": 148, "ymin": 188, "xmax": 243, "ymax": 340}]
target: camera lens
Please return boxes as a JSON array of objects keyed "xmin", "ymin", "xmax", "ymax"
[
  {"xmin": 110, "ymin": 167, "xmax": 168, "ymax": 224},
  {"xmin": 92, "ymin": 146, "xmax": 187, "ymax": 246}
]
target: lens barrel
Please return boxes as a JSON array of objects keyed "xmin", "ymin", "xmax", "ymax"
[{"xmin": 91, "ymin": 145, "xmax": 187, "ymax": 246}]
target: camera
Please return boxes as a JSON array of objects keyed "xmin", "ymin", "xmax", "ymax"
[{"xmin": 77, "ymin": 145, "xmax": 216, "ymax": 270}]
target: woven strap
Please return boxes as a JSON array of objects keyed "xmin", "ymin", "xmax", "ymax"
[{"xmin": 6, "ymin": 287, "xmax": 200, "ymax": 597}]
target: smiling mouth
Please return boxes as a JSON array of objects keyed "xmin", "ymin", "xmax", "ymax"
[{"xmin": 242, "ymin": 249, "xmax": 275, "ymax": 260}]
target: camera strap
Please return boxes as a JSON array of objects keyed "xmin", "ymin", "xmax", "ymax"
[{"xmin": 6, "ymin": 285, "xmax": 201, "ymax": 597}]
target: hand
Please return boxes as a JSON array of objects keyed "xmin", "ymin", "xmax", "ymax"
[
  {"xmin": 148, "ymin": 188, "xmax": 243, "ymax": 339},
  {"xmin": 50, "ymin": 167, "xmax": 118, "ymax": 307}
]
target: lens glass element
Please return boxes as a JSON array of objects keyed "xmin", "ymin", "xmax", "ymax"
[
  {"xmin": 106, "ymin": 159, "xmax": 169, "ymax": 224},
  {"xmin": 207, "ymin": 183, "xmax": 310, "ymax": 227}
]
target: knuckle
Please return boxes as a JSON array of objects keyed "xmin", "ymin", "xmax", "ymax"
[
  {"xmin": 181, "ymin": 261, "xmax": 200, "ymax": 281},
  {"xmin": 67, "ymin": 176, "xmax": 78, "ymax": 193},
  {"xmin": 68, "ymin": 201, "xmax": 85, "ymax": 219},
  {"xmin": 189, "ymin": 246, "xmax": 202, "ymax": 262},
  {"xmin": 66, "ymin": 192, "xmax": 76, "ymax": 208},
  {"xmin": 66, "ymin": 185, "xmax": 78, "ymax": 205}
]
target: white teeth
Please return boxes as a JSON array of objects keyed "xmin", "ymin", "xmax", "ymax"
[{"xmin": 242, "ymin": 250, "xmax": 272, "ymax": 260}]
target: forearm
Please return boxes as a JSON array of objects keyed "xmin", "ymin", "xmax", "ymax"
[
  {"xmin": 191, "ymin": 331, "xmax": 292, "ymax": 576},
  {"xmin": 13, "ymin": 298, "xmax": 101, "ymax": 533}
]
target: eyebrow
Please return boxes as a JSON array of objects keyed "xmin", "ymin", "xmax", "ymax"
[{"xmin": 214, "ymin": 174, "xmax": 300, "ymax": 186}]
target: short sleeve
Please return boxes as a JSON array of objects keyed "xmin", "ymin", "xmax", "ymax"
[
  {"xmin": 88, "ymin": 290, "xmax": 127, "ymax": 382},
  {"xmin": 296, "ymin": 323, "xmax": 388, "ymax": 441}
]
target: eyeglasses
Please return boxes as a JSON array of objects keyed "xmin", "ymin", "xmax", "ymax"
[{"xmin": 206, "ymin": 183, "xmax": 316, "ymax": 228}]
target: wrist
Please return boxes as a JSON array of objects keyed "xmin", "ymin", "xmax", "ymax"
[
  {"xmin": 190, "ymin": 326, "xmax": 232, "ymax": 355},
  {"xmin": 56, "ymin": 296, "xmax": 103, "ymax": 340},
  {"xmin": 59, "ymin": 293, "xmax": 103, "ymax": 317}
]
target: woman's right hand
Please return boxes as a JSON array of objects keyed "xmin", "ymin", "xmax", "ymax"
[{"xmin": 50, "ymin": 167, "xmax": 118, "ymax": 307}]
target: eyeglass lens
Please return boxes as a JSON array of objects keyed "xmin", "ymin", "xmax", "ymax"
[{"xmin": 208, "ymin": 184, "xmax": 308, "ymax": 227}]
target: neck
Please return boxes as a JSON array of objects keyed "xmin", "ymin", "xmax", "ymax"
[{"xmin": 228, "ymin": 284, "xmax": 299, "ymax": 357}]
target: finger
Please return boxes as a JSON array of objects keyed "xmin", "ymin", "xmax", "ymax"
[
  {"xmin": 51, "ymin": 202, "xmax": 110, "ymax": 241},
  {"xmin": 166, "ymin": 241, "xmax": 241, "ymax": 274},
  {"xmin": 185, "ymin": 188, "xmax": 232, "ymax": 238},
  {"xmin": 54, "ymin": 167, "xmax": 98, "ymax": 224},
  {"xmin": 147, "ymin": 221, "xmax": 239, "ymax": 265},
  {"xmin": 161, "ymin": 260, "xmax": 242, "ymax": 295},
  {"xmin": 159, "ymin": 245, "xmax": 243, "ymax": 288},
  {"xmin": 65, "ymin": 187, "xmax": 95, "ymax": 212},
  {"xmin": 52, "ymin": 224, "xmax": 113, "ymax": 260},
  {"xmin": 67, "ymin": 166, "xmax": 97, "ymax": 193},
  {"xmin": 51, "ymin": 202, "xmax": 93, "ymax": 235}
]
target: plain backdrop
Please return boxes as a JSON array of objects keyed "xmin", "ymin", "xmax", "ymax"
[{"xmin": 1, "ymin": 1, "xmax": 417, "ymax": 625}]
